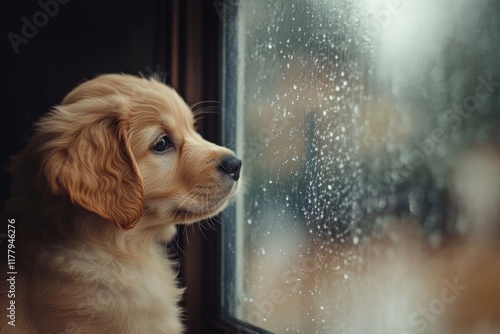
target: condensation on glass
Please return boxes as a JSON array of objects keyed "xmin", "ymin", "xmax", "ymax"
[{"xmin": 222, "ymin": 0, "xmax": 500, "ymax": 333}]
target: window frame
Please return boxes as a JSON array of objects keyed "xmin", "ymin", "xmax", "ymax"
[{"xmin": 167, "ymin": 1, "xmax": 262, "ymax": 333}]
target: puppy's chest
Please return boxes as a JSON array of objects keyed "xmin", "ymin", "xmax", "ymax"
[
  {"xmin": 102, "ymin": 258, "xmax": 177, "ymax": 301},
  {"xmin": 29, "ymin": 245, "xmax": 184, "ymax": 333},
  {"xmin": 47, "ymin": 245, "xmax": 183, "ymax": 318},
  {"xmin": 91, "ymin": 251, "xmax": 181, "ymax": 309}
]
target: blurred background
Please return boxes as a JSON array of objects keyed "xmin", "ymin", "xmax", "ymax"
[{"xmin": 228, "ymin": 0, "xmax": 500, "ymax": 332}]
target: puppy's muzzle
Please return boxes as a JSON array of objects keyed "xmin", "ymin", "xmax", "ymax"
[{"xmin": 218, "ymin": 155, "xmax": 242, "ymax": 181}]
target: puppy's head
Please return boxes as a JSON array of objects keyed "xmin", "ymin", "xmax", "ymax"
[{"xmin": 36, "ymin": 74, "xmax": 241, "ymax": 229}]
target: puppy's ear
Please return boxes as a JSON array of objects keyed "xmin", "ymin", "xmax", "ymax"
[{"xmin": 39, "ymin": 105, "xmax": 144, "ymax": 229}]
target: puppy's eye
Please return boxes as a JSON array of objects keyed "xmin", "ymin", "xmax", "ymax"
[{"xmin": 152, "ymin": 135, "xmax": 173, "ymax": 153}]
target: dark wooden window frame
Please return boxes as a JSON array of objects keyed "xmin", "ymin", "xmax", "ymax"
[{"xmin": 167, "ymin": 1, "xmax": 264, "ymax": 333}]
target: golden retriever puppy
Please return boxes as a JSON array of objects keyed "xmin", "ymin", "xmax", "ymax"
[{"xmin": 0, "ymin": 74, "xmax": 241, "ymax": 333}]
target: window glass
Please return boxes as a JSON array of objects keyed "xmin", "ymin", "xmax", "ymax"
[{"xmin": 222, "ymin": 0, "xmax": 500, "ymax": 332}]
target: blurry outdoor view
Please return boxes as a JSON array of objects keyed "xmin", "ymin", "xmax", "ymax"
[{"xmin": 222, "ymin": 0, "xmax": 500, "ymax": 332}]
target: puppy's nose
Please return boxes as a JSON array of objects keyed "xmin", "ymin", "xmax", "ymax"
[{"xmin": 218, "ymin": 155, "xmax": 242, "ymax": 181}]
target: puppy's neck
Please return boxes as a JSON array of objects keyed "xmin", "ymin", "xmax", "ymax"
[{"xmin": 75, "ymin": 212, "xmax": 178, "ymax": 250}]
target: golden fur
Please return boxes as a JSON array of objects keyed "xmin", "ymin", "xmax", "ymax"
[{"xmin": 0, "ymin": 74, "xmax": 241, "ymax": 333}]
